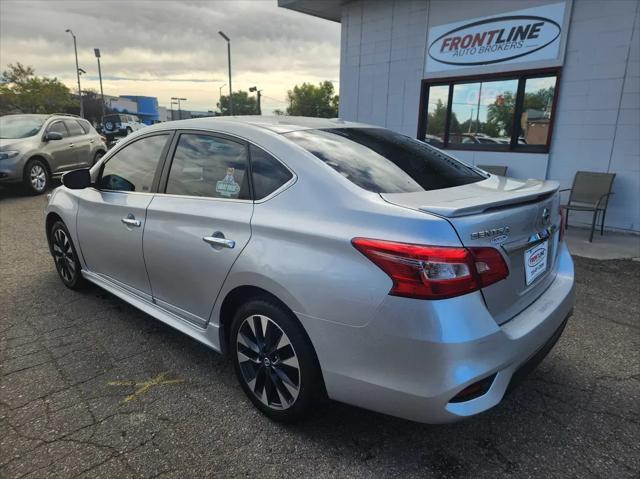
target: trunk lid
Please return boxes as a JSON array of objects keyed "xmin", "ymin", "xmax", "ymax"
[{"xmin": 381, "ymin": 176, "xmax": 562, "ymax": 324}]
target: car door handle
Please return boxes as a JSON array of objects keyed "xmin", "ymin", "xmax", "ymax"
[
  {"xmin": 202, "ymin": 236, "xmax": 235, "ymax": 249},
  {"xmin": 121, "ymin": 216, "xmax": 142, "ymax": 227},
  {"xmin": 68, "ymin": 143, "xmax": 75, "ymax": 148}
]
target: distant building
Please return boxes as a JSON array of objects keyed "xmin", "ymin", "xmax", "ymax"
[
  {"xmin": 121, "ymin": 96, "xmax": 160, "ymax": 125},
  {"xmin": 157, "ymin": 106, "xmax": 170, "ymax": 122},
  {"xmin": 105, "ymin": 95, "xmax": 138, "ymax": 116},
  {"xmin": 189, "ymin": 110, "xmax": 216, "ymax": 118}
]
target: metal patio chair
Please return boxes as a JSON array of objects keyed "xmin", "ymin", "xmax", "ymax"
[
  {"xmin": 478, "ymin": 165, "xmax": 508, "ymax": 176},
  {"xmin": 560, "ymin": 171, "xmax": 616, "ymax": 242}
]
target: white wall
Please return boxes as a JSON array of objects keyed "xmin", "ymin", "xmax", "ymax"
[
  {"xmin": 338, "ymin": 0, "xmax": 640, "ymax": 231},
  {"xmin": 550, "ymin": 0, "xmax": 640, "ymax": 231},
  {"xmin": 340, "ymin": 0, "xmax": 428, "ymax": 136}
]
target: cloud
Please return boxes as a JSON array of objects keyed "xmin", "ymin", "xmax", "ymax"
[{"xmin": 0, "ymin": 0, "xmax": 340, "ymax": 112}]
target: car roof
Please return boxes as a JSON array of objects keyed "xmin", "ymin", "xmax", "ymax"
[{"xmin": 143, "ymin": 116, "xmax": 380, "ymax": 134}]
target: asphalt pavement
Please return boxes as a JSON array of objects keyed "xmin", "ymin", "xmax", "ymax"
[{"xmin": 1, "ymin": 187, "xmax": 639, "ymax": 478}]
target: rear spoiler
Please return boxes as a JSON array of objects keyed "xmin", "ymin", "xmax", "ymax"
[{"xmin": 381, "ymin": 178, "xmax": 559, "ymax": 218}]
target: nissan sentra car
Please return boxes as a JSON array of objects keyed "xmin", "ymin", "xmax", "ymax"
[{"xmin": 44, "ymin": 116, "xmax": 574, "ymax": 423}]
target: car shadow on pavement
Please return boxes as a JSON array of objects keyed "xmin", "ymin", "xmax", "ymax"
[{"xmin": 69, "ymin": 279, "xmax": 601, "ymax": 477}]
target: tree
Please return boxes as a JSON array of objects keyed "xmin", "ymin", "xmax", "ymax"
[
  {"xmin": 77, "ymin": 89, "xmax": 113, "ymax": 125},
  {"xmin": 426, "ymin": 99, "xmax": 460, "ymax": 139},
  {"xmin": 486, "ymin": 90, "xmax": 516, "ymax": 137},
  {"xmin": 285, "ymin": 81, "xmax": 339, "ymax": 118},
  {"xmin": 0, "ymin": 63, "xmax": 74, "ymax": 115},
  {"xmin": 217, "ymin": 90, "xmax": 259, "ymax": 116}
]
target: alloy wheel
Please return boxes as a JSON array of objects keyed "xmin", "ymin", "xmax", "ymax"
[
  {"xmin": 52, "ymin": 228, "xmax": 76, "ymax": 282},
  {"xmin": 236, "ymin": 314, "xmax": 300, "ymax": 410},
  {"xmin": 30, "ymin": 164, "xmax": 47, "ymax": 192}
]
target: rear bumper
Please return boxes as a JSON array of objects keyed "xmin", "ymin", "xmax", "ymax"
[{"xmin": 299, "ymin": 241, "xmax": 575, "ymax": 423}]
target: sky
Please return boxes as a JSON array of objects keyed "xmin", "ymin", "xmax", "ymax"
[{"xmin": 0, "ymin": 0, "xmax": 341, "ymax": 114}]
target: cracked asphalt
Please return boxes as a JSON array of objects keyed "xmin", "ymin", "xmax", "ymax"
[{"xmin": 1, "ymin": 187, "xmax": 639, "ymax": 479}]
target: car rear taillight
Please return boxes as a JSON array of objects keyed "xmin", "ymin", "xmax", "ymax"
[
  {"xmin": 352, "ymin": 238, "xmax": 509, "ymax": 300},
  {"xmin": 559, "ymin": 206, "xmax": 565, "ymax": 241}
]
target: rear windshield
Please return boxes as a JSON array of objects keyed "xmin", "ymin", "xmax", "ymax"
[
  {"xmin": 103, "ymin": 114, "xmax": 121, "ymax": 122},
  {"xmin": 284, "ymin": 128, "xmax": 484, "ymax": 193}
]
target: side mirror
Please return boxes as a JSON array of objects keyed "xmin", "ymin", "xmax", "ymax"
[
  {"xmin": 45, "ymin": 131, "xmax": 63, "ymax": 141},
  {"xmin": 62, "ymin": 168, "xmax": 91, "ymax": 190}
]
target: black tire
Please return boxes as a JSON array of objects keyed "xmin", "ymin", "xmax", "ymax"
[
  {"xmin": 23, "ymin": 158, "xmax": 49, "ymax": 195},
  {"xmin": 49, "ymin": 220, "xmax": 87, "ymax": 290},
  {"xmin": 230, "ymin": 298, "xmax": 324, "ymax": 423}
]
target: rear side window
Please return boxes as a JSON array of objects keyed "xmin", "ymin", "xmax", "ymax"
[
  {"xmin": 284, "ymin": 128, "xmax": 483, "ymax": 193},
  {"xmin": 99, "ymin": 134, "xmax": 168, "ymax": 192},
  {"xmin": 77, "ymin": 119, "xmax": 92, "ymax": 134},
  {"xmin": 249, "ymin": 145, "xmax": 293, "ymax": 200},
  {"xmin": 47, "ymin": 121, "xmax": 68, "ymax": 138},
  {"xmin": 64, "ymin": 120, "xmax": 85, "ymax": 136},
  {"xmin": 165, "ymin": 133, "xmax": 250, "ymax": 200}
]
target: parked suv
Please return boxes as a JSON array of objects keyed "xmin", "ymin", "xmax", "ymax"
[
  {"xmin": 0, "ymin": 114, "xmax": 107, "ymax": 194},
  {"xmin": 101, "ymin": 113, "xmax": 145, "ymax": 142}
]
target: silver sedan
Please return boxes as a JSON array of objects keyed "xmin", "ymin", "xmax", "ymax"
[{"xmin": 45, "ymin": 116, "xmax": 574, "ymax": 423}]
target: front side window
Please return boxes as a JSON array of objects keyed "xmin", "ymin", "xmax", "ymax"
[
  {"xmin": 285, "ymin": 128, "xmax": 483, "ymax": 193},
  {"xmin": 249, "ymin": 145, "xmax": 293, "ymax": 200},
  {"xmin": 47, "ymin": 121, "xmax": 68, "ymax": 138},
  {"xmin": 165, "ymin": 133, "xmax": 250, "ymax": 199},
  {"xmin": 98, "ymin": 134, "xmax": 168, "ymax": 192},
  {"xmin": 64, "ymin": 119, "xmax": 85, "ymax": 137},
  {"xmin": 421, "ymin": 72, "xmax": 558, "ymax": 152}
]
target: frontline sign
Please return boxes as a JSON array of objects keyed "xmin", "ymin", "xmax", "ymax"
[{"xmin": 426, "ymin": 2, "xmax": 566, "ymax": 73}]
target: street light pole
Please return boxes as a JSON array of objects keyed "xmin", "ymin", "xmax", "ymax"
[
  {"xmin": 218, "ymin": 31, "xmax": 233, "ymax": 116},
  {"xmin": 249, "ymin": 86, "xmax": 262, "ymax": 115},
  {"xmin": 171, "ymin": 97, "xmax": 187, "ymax": 120},
  {"xmin": 65, "ymin": 29, "xmax": 83, "ymax": 118},
  {"xmin": 94, "ymin": 48, "xmax": 105, "ymax": 120},
  {"xmin": 218, "ymin": 83, "xmax": 226, "ymax": 110},
  {"xmin": 170, "ymin": 101, "xmax": 178, "ymax": 120}
]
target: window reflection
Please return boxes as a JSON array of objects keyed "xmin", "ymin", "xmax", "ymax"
[
  {"xmin": 449, "ymin": 79, "xmax": 518, "ymax": 146},
  {"xmin": 519, "ymin": 76, "xmax": 556, "ymax": 146},
  {"xmin": 424, "ymin": 85, "xmax": 449, "ymax": 147}
]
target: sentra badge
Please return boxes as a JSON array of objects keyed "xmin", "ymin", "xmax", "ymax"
[{"xmin": 471, "ymin": 226, "xmax": 510, "ymax": 240}]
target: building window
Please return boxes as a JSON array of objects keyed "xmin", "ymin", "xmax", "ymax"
[{"xmin": 419, "ymin": 70, "xmax": 559, "ymax": 153}]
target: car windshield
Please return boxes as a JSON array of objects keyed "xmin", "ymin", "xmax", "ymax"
[
  {"xmin": 284, "ymin": 128, "xmax": 484, "ymax": 193},
  {"xmin": 0, "ymin": 115, "xmax": 46, "ymax": 139},
  {"xmin": 103, "ymin": 115, "xmax": 121, "ymax": 122}
]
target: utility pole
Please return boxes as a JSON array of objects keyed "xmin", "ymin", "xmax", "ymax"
[
  {"xmin": 218, "ymin": 31, "xmax": 233, "ymax": 115},
  {"xmin": 94, "ymin": 48, "xmax": 105, "ymax": 120},
  {"xmin": 65, "ymin": 29, "xmax": 84, "ymax": 118}
]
